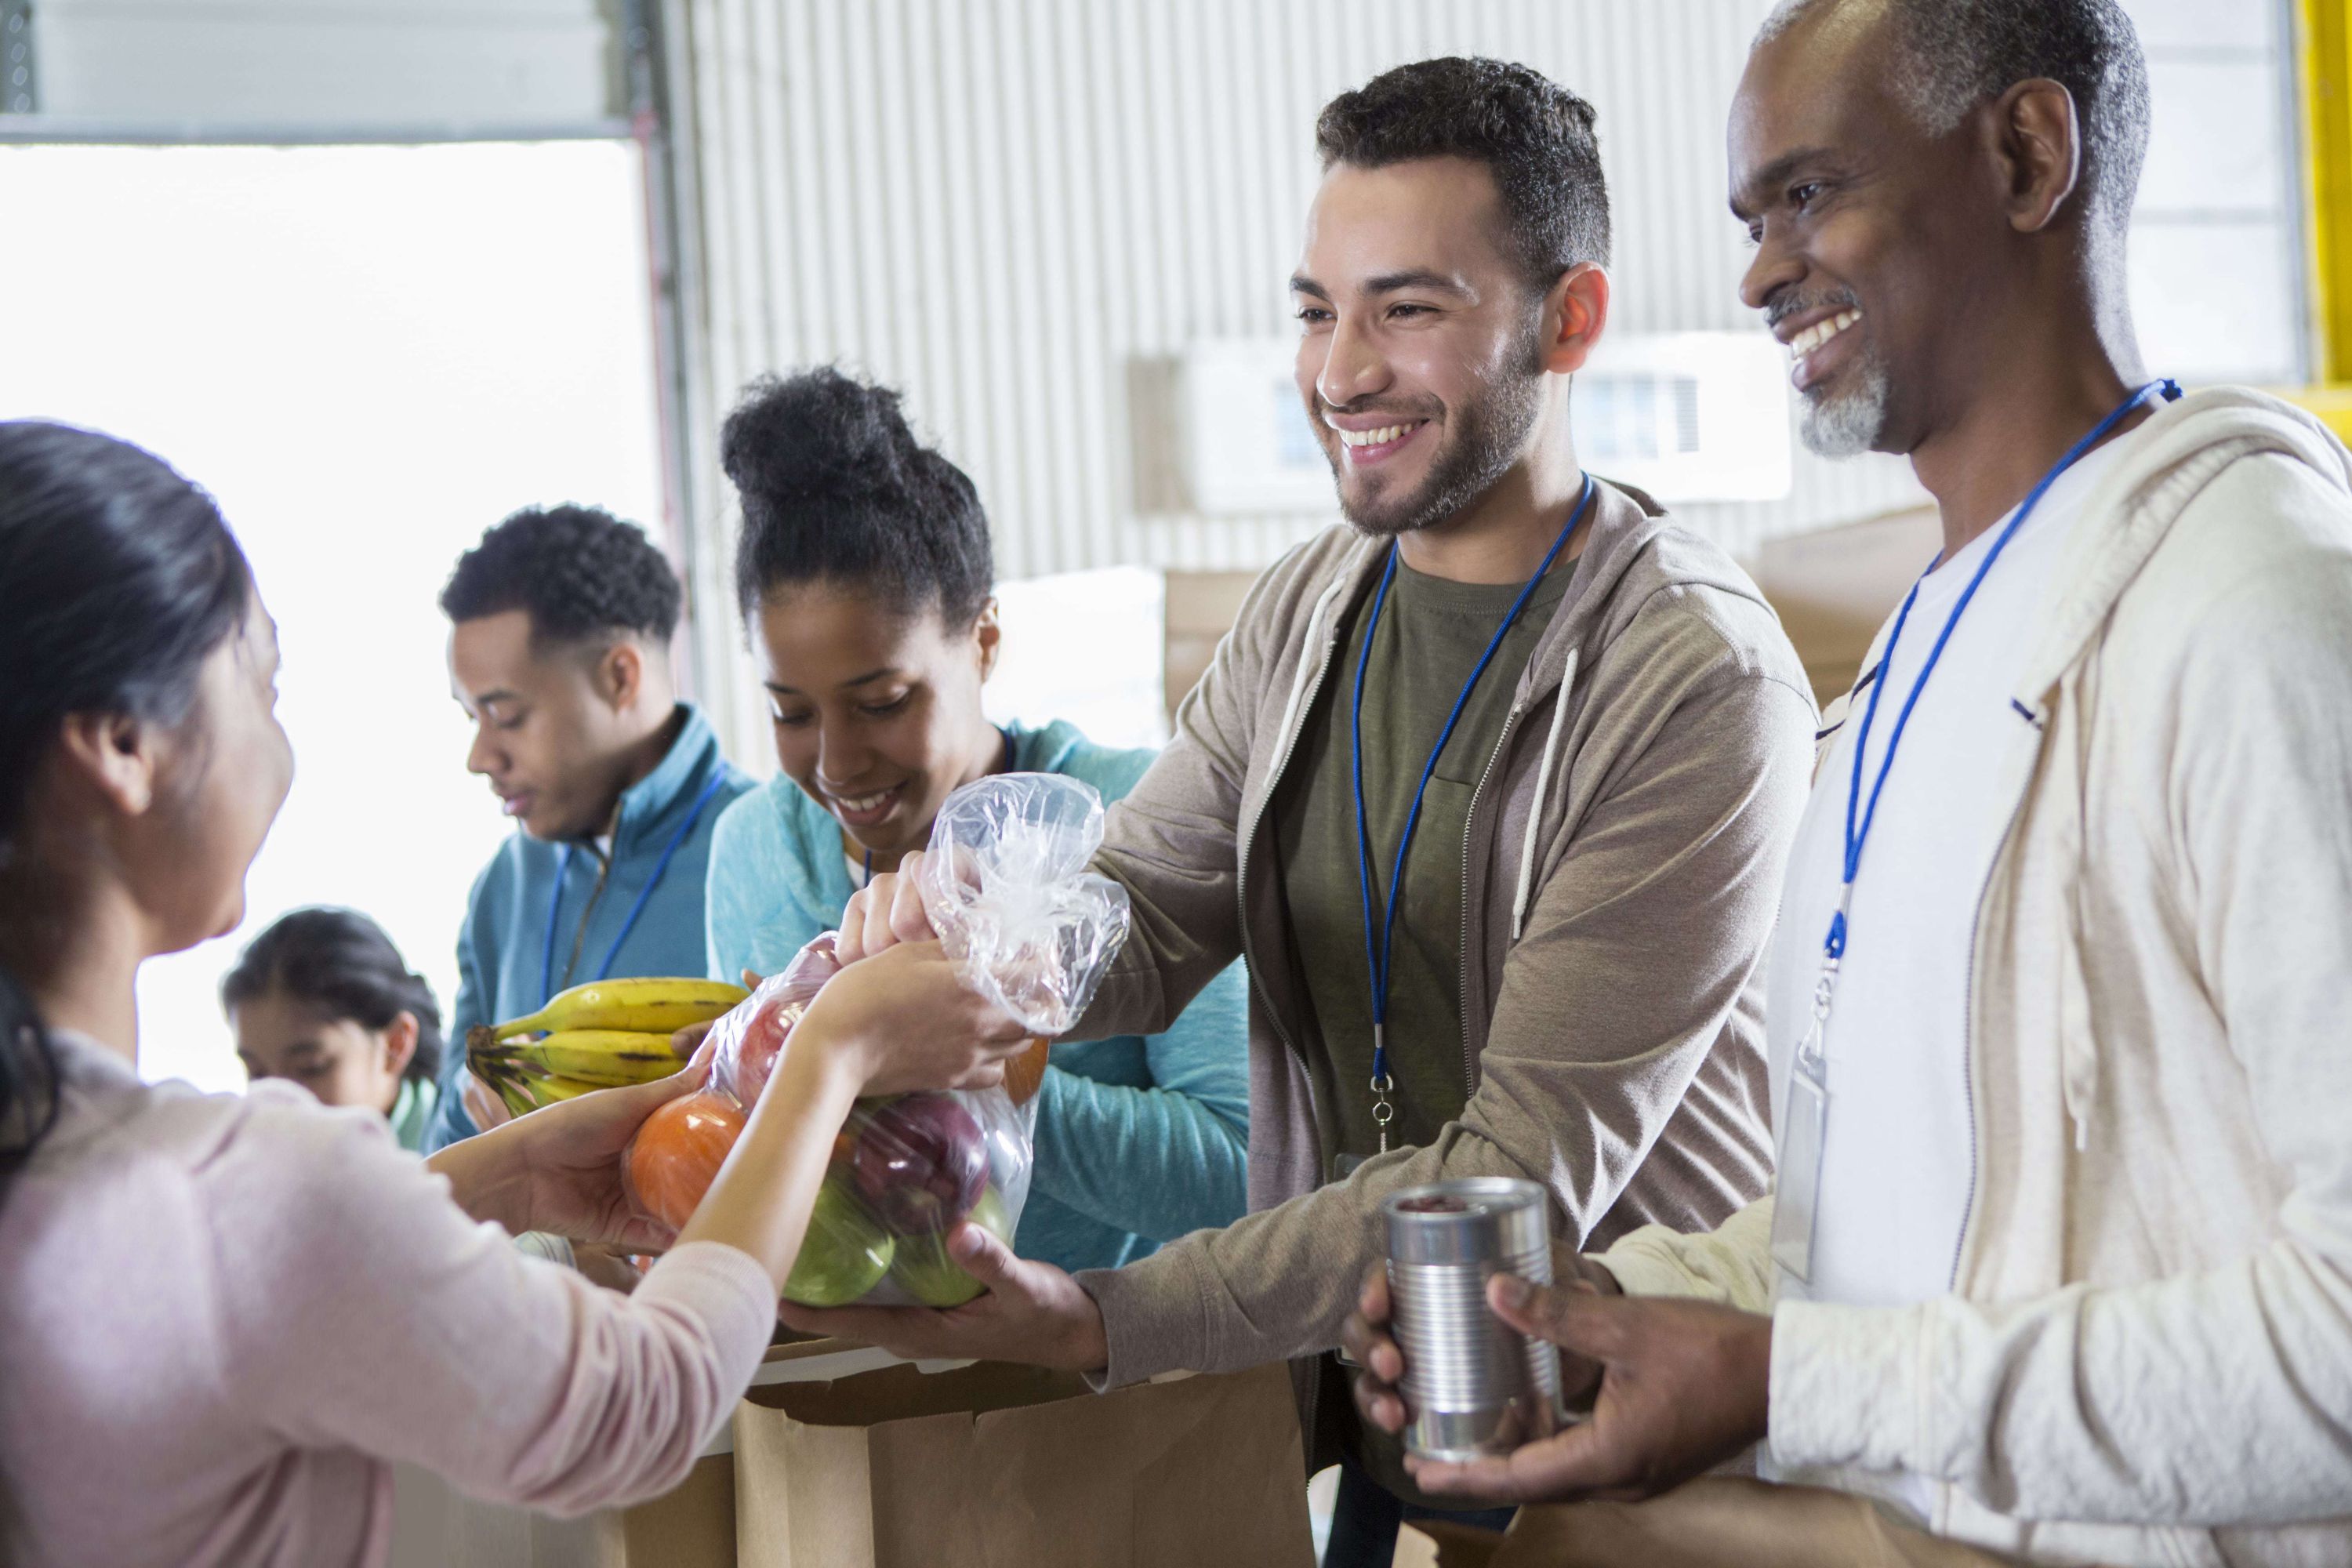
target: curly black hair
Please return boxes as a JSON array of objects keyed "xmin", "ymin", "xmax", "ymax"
[
  {"xmin": 440, "ymin": 504, "xmax": 681, "ymax": 646},
  {"xmin": 720, "ymin": 368, "xmax": 993, "ymax": 626},
  {"xmin": 1315, "ymin": 57, "xmax": 1612, "ymax": 290},
  {"xmin": 221, "ymin": 907, "xmax": 445, "ymax": 1085}
]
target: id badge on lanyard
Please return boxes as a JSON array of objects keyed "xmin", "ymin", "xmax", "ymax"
[{"xmin": 1768, "ymin": 950, "xmax": 1838, "ymax": 1281}]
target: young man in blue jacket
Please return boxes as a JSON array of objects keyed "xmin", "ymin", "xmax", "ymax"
[{"xmin": 424, "ymin": 505, "xmax": 752, "ymax": 1152}]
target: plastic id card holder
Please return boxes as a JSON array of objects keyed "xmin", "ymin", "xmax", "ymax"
[{"xmin": 1768, "ymin": 1055, "xmax": 1828, "ymax": 1283}]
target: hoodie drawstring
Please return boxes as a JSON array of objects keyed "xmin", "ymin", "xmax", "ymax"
[{"xmin": 1512, "ymin": 648, "xmax": 1580, "ymax": 942}]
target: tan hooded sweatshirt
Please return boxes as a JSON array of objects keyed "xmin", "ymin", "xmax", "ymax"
[{"xmin": 1065, "ymin": 481, "xmax": 1819, "ymax": 1444}]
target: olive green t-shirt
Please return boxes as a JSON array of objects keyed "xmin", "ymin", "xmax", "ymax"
[{"xmin": 1272, "ymin": 555, "xmax": 1571, "ymax": 1174}]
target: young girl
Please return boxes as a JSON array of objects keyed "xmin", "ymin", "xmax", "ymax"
[
  {"xmin": 705, "ymin": 368, "xmax": 1250, "ymax": 1273},
  {"xmin": 0, "ymin": 421, "xmax": 1030, "ymax": 1568},
  {"xmin": 223, "ymin": 907, "xmax": 444, "ymax": 1151}
]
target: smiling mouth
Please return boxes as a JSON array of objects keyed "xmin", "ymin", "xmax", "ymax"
[
  {"xmin": 828, "ymin": 783, "xmax": 904, "ymax": 822},
  {"xmin": 1787, "ymin": 307, "xmax": 1863, "ymax": 393},
  {"xmin": 1323, "ymin": 411, "xmax": 1431, "ymax": 464}
]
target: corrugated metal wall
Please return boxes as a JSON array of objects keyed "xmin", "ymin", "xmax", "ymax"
[
  {"xmin": 662, "ymin": 1, "xmax": 1926, "ymax": 586},
  {"xmin": 661, "ymin": 0, "xmax": 2299, "ymax": 742}
]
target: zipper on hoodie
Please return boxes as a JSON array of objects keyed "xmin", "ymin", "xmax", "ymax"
[
  {"xmin": 556, "ymin": 808, "xmax": 622, "ymax": 993},
  {"xmin": 1457, "ymin": 699, "xmax": 1528, "ymax": 1095},
  {"xmin": 1946, "ymin": 731, "xmax": 2039, "ymax": 1292},
  {"xmin": 1233, "ymin": 606, "xmax": 1346, "ymax": 1089}
]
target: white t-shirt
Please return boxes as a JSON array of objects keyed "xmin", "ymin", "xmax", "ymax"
[{"xmin": 1766, "ymin": 437, "xmax": 2131, "ymax": 1308}]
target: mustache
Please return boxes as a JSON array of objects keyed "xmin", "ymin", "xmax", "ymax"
[{"xmin": 1763, "ymin": 287, "xmax": 1862, "ymax": 332}]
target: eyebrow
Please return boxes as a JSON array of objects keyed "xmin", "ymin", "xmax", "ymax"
[
  {"xmin": 1731, "ymin": 146, "xmax": 1837, "ymax": 220},
  {"xmin": 764, "ymin": 667, "xmax": 901, "ymax": 696},
  {"xmin": 1289, "ymin": 269, "xmax": 1472, "ymax": 299}
]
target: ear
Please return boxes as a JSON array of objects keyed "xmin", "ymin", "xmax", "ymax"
[
  {"xmin": 596, "ymin": 640, "xmax": 644, "ymax": 713},
  {"xmin": 381, "ymin": 1011, "xmax": 419, "ymax": 1079},
  {"xmin": 1540, "ymin": 263, "xmax": 1612, "ymax": 376},
  {"xmin": 971, "ymin": 599, "xmax": 1004, "ymax": 684},
  {"xmin": 1992, "ymin": 78, "xmax": 2082, "ymax": 234},
  {"xmin": 53, "ymin": 710, "xmax": 163, "ymax": 818}
]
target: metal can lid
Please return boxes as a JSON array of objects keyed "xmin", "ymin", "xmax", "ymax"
[{"xmin": 1382, "ymin": 1177, "xmax": 1548, "ymax": 1265}]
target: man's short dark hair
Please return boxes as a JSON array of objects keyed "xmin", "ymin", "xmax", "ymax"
[
  {"xmin": 440, "ymin": 504, "xmax": 681, "ymax": 647},
  {"xmin": 1314, "ymin": 56, "xmax": 1612, "ymax": 292},
  {"xmin": 1759, "ymin": 0, "xmax": 2151, "ymax": 252}
]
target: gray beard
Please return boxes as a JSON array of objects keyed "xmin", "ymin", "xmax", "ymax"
[{"xmin": 1798, "ymin": 354, "xmax": 1892, "ymax": 459}]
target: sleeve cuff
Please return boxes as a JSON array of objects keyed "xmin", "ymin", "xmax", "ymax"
[
  {"xmin": 1766, "ymin": 1298, "xmax": 1934, "ymax": 1475},
  {"xmin": 1076, "ymin": 1240, "xmax": 1218, "ymax": 1390},
  {"xmin": 1597, "ymin": 1225, "xmax": 1717, "ymax": 1299}
]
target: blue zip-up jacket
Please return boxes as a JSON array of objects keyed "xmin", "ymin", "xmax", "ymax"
[
  {"xmin": 426, "ymin": 704, "xmax": 753, "ymax": 1152},
  {"xmin": 704, "ymin": 719, "xmax": 1250, "ymax": 1272}
]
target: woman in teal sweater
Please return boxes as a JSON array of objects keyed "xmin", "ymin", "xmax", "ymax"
[{"xmin": 703, "ymin": 368, "xmax": 1248, "ymax": 1274}]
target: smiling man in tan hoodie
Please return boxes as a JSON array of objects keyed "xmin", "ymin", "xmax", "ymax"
[
  {"xmin": 784, "ymin": 56, "xmax": 1819, "ymax": 1564},
  {"xmin": 1344, "ymin": 2, "xmax": 2352, "ymax": 1565}
]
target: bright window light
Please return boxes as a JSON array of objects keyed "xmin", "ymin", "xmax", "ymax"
[{"xmin": 0, "ymin": 141, "xmax": 666, "ymax": 1093}]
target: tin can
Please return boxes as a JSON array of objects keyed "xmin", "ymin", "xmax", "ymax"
[{"xmin": 1381, "ymin": 1177, "xmax": 1564, "ymax": 1461}]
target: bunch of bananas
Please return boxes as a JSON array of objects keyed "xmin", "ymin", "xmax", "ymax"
[{"xmin": 466, "ymin": 977, "xmax": 748, "ymax": 1118}]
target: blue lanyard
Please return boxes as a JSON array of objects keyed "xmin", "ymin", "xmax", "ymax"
[
  {"xmin": 1826, "ymin": 379, "xmax": 2180, "ymax": 963},
  {"xmin": 540, "ymin": 771, "xmax": 729, "ymax": 1004},
  {"xmin": 1351, "ymin": 474, "xmax": 1596, "ymax": 1126}
]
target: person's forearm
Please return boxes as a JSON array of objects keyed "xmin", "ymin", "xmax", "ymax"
[
  {"xmin": 426, "ymin": 1127, "xmax": 532, "ymax": 1234},
  {"xmin": 1033, "ymin": 1069, "xmax": 1247, "ymax": 1242},
  {"xmin": 677, "ymin": 1033, "xmax": 862, "ymax": 1291}
]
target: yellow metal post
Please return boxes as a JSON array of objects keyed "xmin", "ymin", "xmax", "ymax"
[{"xmin": 2294, "ymin": 0, "xmax": 2352, "ymax": 437}]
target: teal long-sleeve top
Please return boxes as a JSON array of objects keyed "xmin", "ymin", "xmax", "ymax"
[
  {"xmin": 705, "ymin": 718, "xmax": 1250, "ymax": 1272},
  {"xmin": 427, "ymin": 704, "xmax": 754, "ymax": 1152}
]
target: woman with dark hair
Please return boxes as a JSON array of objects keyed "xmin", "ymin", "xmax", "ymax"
[
  {"xmin": 223, "ymin": 907, "xmax": 445, "ymax": 1150},
  {"xmin": 0, "ymin": 420, "xmax": 1032, "ymax": 1568},
  {"xmin": 703, "ymin": 368, "xmax": 1250, "ymax": 1276}
]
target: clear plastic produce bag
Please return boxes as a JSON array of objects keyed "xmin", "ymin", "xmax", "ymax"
[{"xmin": 622, "ymin": 773, "xmax": 1130, "ymax": 1308}]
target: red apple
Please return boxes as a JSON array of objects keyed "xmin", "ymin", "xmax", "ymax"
[{"xmin": 850, "ymin": 1093, "xmax": 988, "ymax": 1234}]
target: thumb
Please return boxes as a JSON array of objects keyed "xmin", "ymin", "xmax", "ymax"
[
  {"xmin": 1488, "ymin": 1272, "xmax": 1628, "ymax": 1360},
  {"xmin": 946, "ymin": 1220, "xmax": 1036, "ymax": 1293},
  {"xmin": 616, "ymin": 1051, "xmax": 713, "ymax": 1115}
]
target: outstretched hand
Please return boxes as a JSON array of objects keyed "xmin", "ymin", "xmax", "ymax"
[
  {"xmin": 776, "ymin": 1221, "xmax": 1110, "ymax": 1373},
  {"xmin": 434, "ymin": 1038, "xmax": 720, "ymax": 1254},
  {"xmin": 1404, "ymin": 1275, "xmax": 1773, "ymax": 1505}
]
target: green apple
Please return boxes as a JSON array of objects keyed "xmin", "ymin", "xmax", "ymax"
[
  {"xmin": 887, "ymin": 1186, "xmax": 1012, "ymax": 1308},
  {"xmin": 782, "ymin": 1178, "xmax": 895, "ymax": 1308}
]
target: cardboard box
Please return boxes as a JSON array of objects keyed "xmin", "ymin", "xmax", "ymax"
[{"xmin": 733, "ymin": 1358, "xmax": 1318, "ymax": 1568}]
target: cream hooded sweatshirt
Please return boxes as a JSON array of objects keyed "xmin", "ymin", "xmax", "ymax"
[{"xmin": 1602, "ymin": 387, "xmax": 2352, "ymax": 1568}]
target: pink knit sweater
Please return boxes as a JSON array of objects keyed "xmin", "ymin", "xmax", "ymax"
[{"xmin": 0, "ymin": 1033, "xmax": 775, "ymax": 1566}]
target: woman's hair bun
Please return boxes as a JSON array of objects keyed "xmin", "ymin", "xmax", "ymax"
[{"xmin": 720, "ymin": 367, "xmax": 922, "ymax": 508}]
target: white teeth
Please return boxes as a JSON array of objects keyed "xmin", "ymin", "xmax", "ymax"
[
  {"xmin": 1789, "ymin": 308, "xmax": 1862, "ymax": 357},
  {"xmin": 1334, "ymin": 422, "xmax": 1414, "ymax": 448},
  {"xmin": 837, "ymin": 789, "xmax": 893, "ymax": 811}
]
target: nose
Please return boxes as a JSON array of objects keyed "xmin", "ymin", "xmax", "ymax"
[
  {"xmin": 1740, "ymin": 227, "xmax": 1805, "ymax": 316},
  {"xmin": 1316, "ymin": 309, "xmax": 1392, "ymax": 412},
  {"xmin": 814, "ymin": 717, "xmax": 873, "ymax": 792},
  {"xmin": 466, "ymin": 721, "xmax": 497, "ymax": 779}
]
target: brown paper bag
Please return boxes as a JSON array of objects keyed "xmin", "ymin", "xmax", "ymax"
[
  {"xmin": 732, "ymin": 1359, "xmax": 1316, "ymax": 1568},
  {"xmin": 1489, "ymin": 1479, "xmax": 2034, "ymax": 1568}
]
